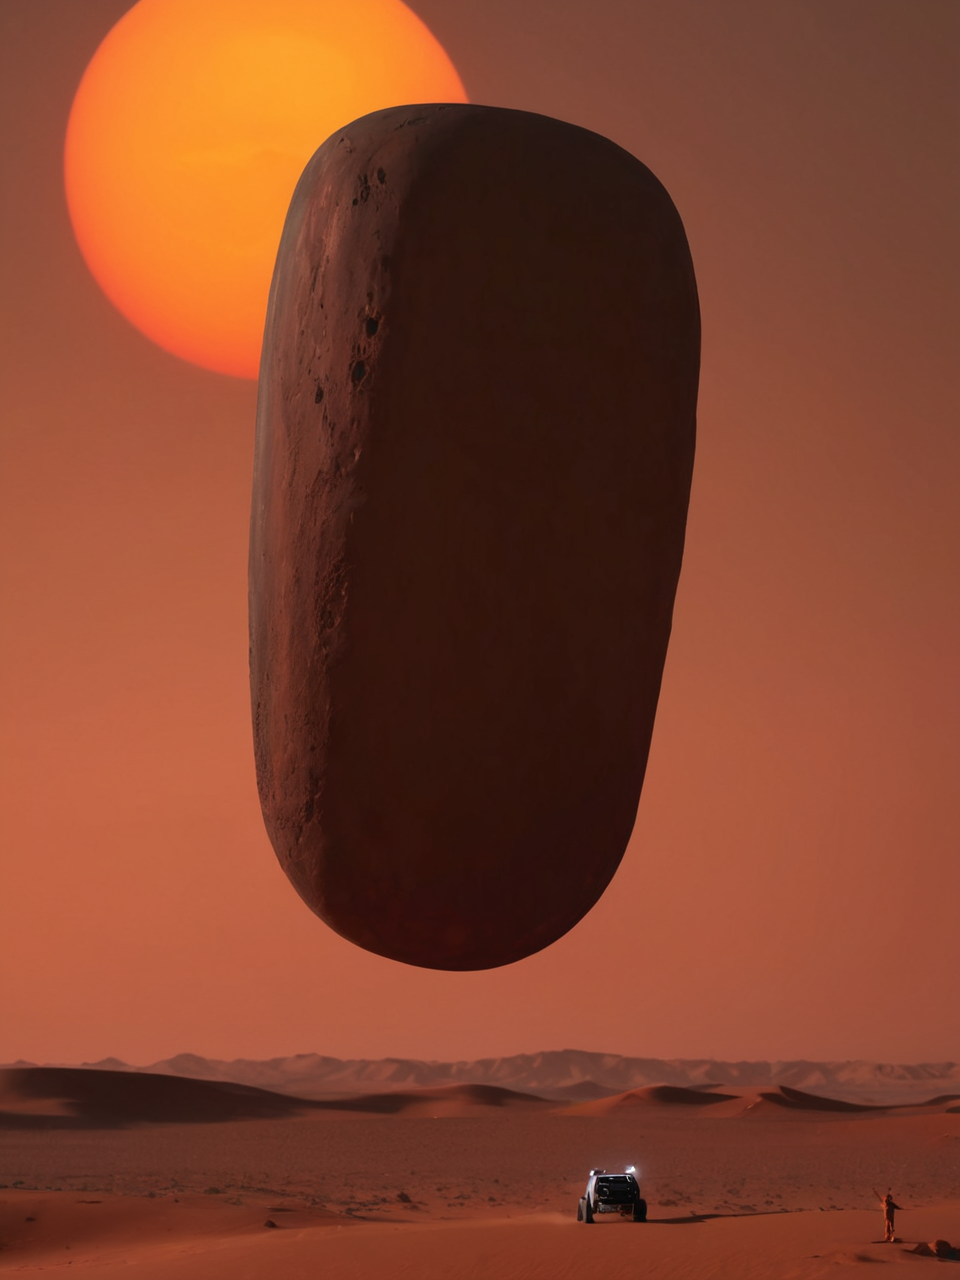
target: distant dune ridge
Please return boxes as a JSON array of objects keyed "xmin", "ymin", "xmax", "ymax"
[
  {"xmin": 2, "ymin": 1062, "xmax": 959, "ymax": 1277},
  {"xmin": 2, "ymin": 1051, "xmax": 958, "ymax": 1127},
  {"xmin": 5, "ymin": 1049, "xmax": 958, "ymax": 1103},
  {"xmin": 0, "ymin": 1067, "xmax": 308, "ymax": 1128},
  {"xmin": 2, "ymin": 1065, "xmax": 958, "ymax": 1130},
  {"xmin": 0, "ymin": 1068, "xmax": 555, "ymax": 1128},
  {"xmin": 560, "ymin": 1082, "xmax": 960, "ymax": 1117}
]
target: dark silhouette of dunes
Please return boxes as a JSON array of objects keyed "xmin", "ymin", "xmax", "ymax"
[
  {"xmin": 643, "ymin": 1085, "xmax": 739, "ymax": 1106},
  {"xmin": 3, "ymin": 1066, "xmax": 951, "ymax": 1129},
  {"xmin": 0, "ymin": 1067, "xmax": 312, "ymax": 1129},
  {"xmin": 0, "ymin": 1069, "xmax": 548, "ymax": 1128},
  {"xmin": 8, "ymin": 1051, "xmax": 956, "ymax": 1107},
  {"xmin": 565, "ymin": 1085, "xmax": 740, "ymax": 1115},
  {"xmin": 756, "ymin": 1086, "xmax": 886, "ymax": 1112},
  {"xmin": 310, "ymin": 1083, "xmax": 550, "ymax": 1114},
  {"xmin": 546, "ymin": 1079, "xmax": 614, "ymax": 1100},
  {"xmin": 570, "ymin": 1082, "xmax": 960, "ymax": 1118}
]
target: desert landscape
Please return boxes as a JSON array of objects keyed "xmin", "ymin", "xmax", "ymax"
[
  {"xmin": 3, "ymin": 3, "xmax": 957, "ymax": 1278},
  {"xmin": 2, "ymin": 1055, "xmax": 958, "ymax": 1277}
]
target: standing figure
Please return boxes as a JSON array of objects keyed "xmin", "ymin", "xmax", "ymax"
[{"xmin": 877, "ymin": 1190, "xmax": 902, "ymax": 1242}]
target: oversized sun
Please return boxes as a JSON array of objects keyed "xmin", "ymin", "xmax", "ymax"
[{"xmin": 64, "ymin": 0, "xmax": 467, "ymax": 378}]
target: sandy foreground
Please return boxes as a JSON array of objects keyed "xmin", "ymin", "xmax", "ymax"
[
  {"xmin": 1, "ymin": 1078, "xmax": 958, "ymax": 1277},
  {"xmin": 1, "ymin": 1193, "xmax": 958, "ymax": 1279}
]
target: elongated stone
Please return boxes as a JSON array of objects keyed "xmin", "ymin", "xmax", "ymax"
[{"xmin": 250, "ymin": 104, "xmax": 699, "ymax": 970}]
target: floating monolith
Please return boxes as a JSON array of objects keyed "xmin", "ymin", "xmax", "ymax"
[{"xmin": 250, "ymin": 103, "xmax": 699, "ymax": 969}]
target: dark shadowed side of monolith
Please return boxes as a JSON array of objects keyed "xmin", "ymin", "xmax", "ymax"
[{"xmin": 250, "ymin": 103, "xmax": 699, "ymax": 970}]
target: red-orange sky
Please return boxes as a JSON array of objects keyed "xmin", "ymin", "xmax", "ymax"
[{"xmin": 1, "ymin": 0, "xmax": 957, "ymax": 1069}]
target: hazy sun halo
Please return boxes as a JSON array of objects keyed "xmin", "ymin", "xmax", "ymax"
[{"xmin": 64, "ymin": 0, "xmax": 467, "ymax": 379}]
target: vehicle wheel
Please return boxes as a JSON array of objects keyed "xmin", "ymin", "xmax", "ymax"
[
  {"xmin": 583, "ymin": 1199, "xmax": 594, "ymax": 1223},
  {"xmin": 633, "ymin": 1198, "xmax": 647, "ymax": 1222},
  {"xmin": 577, "ymin": 1198, "xmax": 584, "ymax": 1221}
]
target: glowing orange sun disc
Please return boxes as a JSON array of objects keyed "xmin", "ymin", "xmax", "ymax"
[{"xmin": 65, "ymin": 0, "xmax": 467, "ymax": 378}]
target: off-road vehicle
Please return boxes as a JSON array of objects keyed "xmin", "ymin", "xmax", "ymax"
[{"xmin": 577, "ymin": 1167, "xmax": 647, "ymax": 1223}]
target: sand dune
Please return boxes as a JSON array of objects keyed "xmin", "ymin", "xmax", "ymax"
[
  {"xmin": 0, "ymin": 1067, "xmax": 313, "ymax": 1129},
  {"xmin": 564, "ymin": 1085, "xmax": 740, "ymax": 1115},
  {"xmin": 739, "ymin": 1085, "xmax": 960, "ymax": 1117},
  {"xmin": 2, "ymin": 1070, "xmax": 958, "ymax": 1277},
  {"xmin": 565, "ymin": 1081, "xmax": 960, "ymax": 1119},
  {"xmin": 0, "ymin": 1068, "xmax": 551, "ymax": 1129},
  {"xmin": 7, "ymin": 1051, "xmax": 958, "ymax": 1106},
  {"xmin": 309, "ymin": 1082, "xmax": 551, "ymax": 1116},
  {"xmin": 6, "ymin": 1067, "xmax": 957, "ymax": 1132},
  {"xmin": 755, "ymin": 1086, "xmax": 885, "ymax": 1112},
  {"xmin": 547, "ymin": 1079, "xmax": 613, "ymax": 1100}
]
